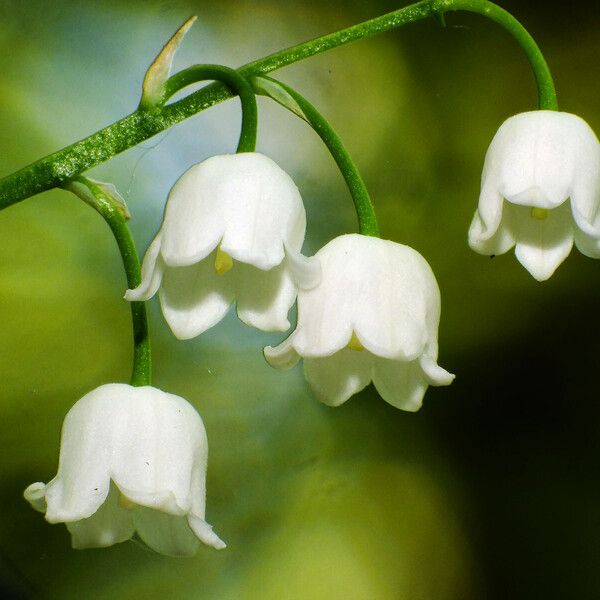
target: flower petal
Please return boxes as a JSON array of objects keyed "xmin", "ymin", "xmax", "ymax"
[
  {"xmin": 188, "ymin": 515, "xmax": 227, "ymax": 550},
  {"xmin": 287, "ymin": 235, "xmax": 441, "ymax": 360},
  {"xmin": 574, "ymin": 228, "xmax": 600, "ymax": 258},
  {"xmin": 569, "ymin": 122, "xmax": 600, "ymax": 240},
  {"xmin": 159, "ymin": 153, "xmax": 306, "ymax": 270},
  {"xmin": 508, "ymin": 186, "xmax": 558, "ymax": 208},
  {"xmin": 235, "ymin": 261, "xmax": 295, "ymax": 332},
  {"xmin": 284, "ymin": 246, "xmax": 321, "ymax": 290},
  {"xmin": 134, "ymin": 508, "xmax": 200, "ymax": 557},
  {"xmin": 159, "ymin": 161, "xmax": 225, "ymax": 267},
  {"xmin": 23, "ymin": 482, "xmax": 48, "ymax": 513},
  {"xmin": 511, "ymin": 203, "xmax": 574, "ymax": 281},
  {"xmin": 303, "ymin": 349, "xmax": 372, "ymax": 407},
  {"xmin": 66, "ymin": 483, "xmax": 134, "ymax": 549},
  {"xmin": 354, "ymin": 307, "xmax": 426, "ymax": 362},
  {"xmin": 159, "ymin": 254, "xmax": 234, "ymax": 339},
  {"xmin": 571, "ymin": 204, "xmax": 600, "ymax": 241},
  {"xmin": 372, "ymin": 358, "xmax": 429, "ymax": 412},
  {"xmin": 217, "ymin": 153, "xmax": 307, "ymax": 270},
  {"xmin": 110, "ymin": 386, "xmax": 208, "ymax": 515},
  {"xmin": 264, "ymin": 336, "xmax": 302, "ymax": 370},
  {"xmin": 472, "ymin": 185, "xmax": 505, "ymax": 244},
  {"xmin": 42, "ymin": 385, "xmax": 119, "ymax": 523},
  {"xmin": 285, "ymin": 235, "xmax": 363, "ymax": 357},
  {"xmin": 565, "ymin": 113, "xmax": 600, "ymax": 235},
  {"xmin": 419, "ymin": 354, "xmax": 455, "ymax": 386},
  {"xmin": 124, "ymin": 234, "xmax": 165, "ymax": 301},
  {"xmin": 350, "ymin": 241, "xmax": 432, "ymax": 360},
  {"xmin": 468, "ymin": 205, "xmax": 515, "ymax": 256},
  {"xmin": 493, "ymin": 111, "xmax": 576, "ymax": 208}
]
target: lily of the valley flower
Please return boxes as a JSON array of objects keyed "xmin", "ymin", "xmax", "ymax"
[
  {"xmin": 264, "ymin": 234, "xmax": 454, "ymax": 411},
  {"xmin": 469, "ymin": 110, "xmax": 600, "ymax": 281},
  {"xmin": 126, "ymin": 152, "xmax": 320, "ymax": 338},
  {"xmin": 24, "ymin": 384, "xmax": 225, "ymax": 556}
]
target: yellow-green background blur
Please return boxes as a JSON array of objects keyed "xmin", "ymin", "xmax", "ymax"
[{"xmin": 1, "ymin": 1, "xmax": 599, "ymax": 598}]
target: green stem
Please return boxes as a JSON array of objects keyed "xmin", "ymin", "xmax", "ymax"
[
  {"xmin": 431, "ymin": 0, "xmax": 557, "ymax": 110},
  {"xmin": 65, "ymin": 177, "xmax": 151, "ymax": 387},
  {"xmin": 0, "ymin": 0, "xmax": 556, "ymax": 209},
  {"xmin": 160, "ymin": 64, "xmax": 257, "ymax": 153},
  {"xmin": 254, "ymin": 76, "xmax": 379, "ymax": 237}
]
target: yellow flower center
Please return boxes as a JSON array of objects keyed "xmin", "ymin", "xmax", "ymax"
[
  {"xmin": 214, "ymin": 246, "xmax": 233, "ymax": 275},
  {"xmin": 348, "ymin": 331, "xmax": 364, "ymax": 351},
  {"xmin": 531, "ymin": 207, "xmax": 549, "ymax": 220}
]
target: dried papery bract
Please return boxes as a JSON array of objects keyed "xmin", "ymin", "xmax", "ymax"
[{"xmin": 140, "ymin": 16, "xmax": 197, "ymax": 109}]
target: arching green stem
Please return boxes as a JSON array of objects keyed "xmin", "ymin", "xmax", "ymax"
[
  {"xmin": 253, "ymin": 76, "xmax": 379, "ymax": 237},
  {"xmin": 65, "ymin": 177, "xmax": 151, "ymax": 387},
  {"xmin": 0, "ymin": 0, "xmax": 556, "ymax": 209},
  {"xmin": 431, "ymin": 0, "xmax": 557, "ymax": 110},
  {"xmin": 160, "ymin": 64, "xmax": 257, "ymax": 153}
]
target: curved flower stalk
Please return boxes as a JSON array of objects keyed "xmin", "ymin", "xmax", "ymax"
[
  {"xmin": 24, "ymin": 384, "xmax": 225, "ymax": 557},
  {"xmin": 0, "ymin": 1, "xmax": 558, "ymax": 210},
  {"xmin": 469, "ymin": 111, "xmax": 600, "ymax": 281},
  {"xmin": 264, "ymin": 234, "xmax": 454, "ymax": 411},
  {"xmin": 126, "ymin": 152, "xmax": 320, "ymax": 339}
]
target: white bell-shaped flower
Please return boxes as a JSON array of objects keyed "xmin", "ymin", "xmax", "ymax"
[
  {"xmin": 125, "ymin": 152, "xmax": 320, "ymax": 339},
  {"xmin": 264, "ymin": 234, "xmax": 454, "ymax": 410},
  {"xmin": 24, "ymin": 383, "xmax": 225, "ymax": 556},
  {"xmin": 469, "ymin": 110, "xmax": 600, "ymax": 281}
]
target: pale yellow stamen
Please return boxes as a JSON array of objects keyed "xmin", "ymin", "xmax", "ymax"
[
  {"xmin": 118, "ymin": 492, "xmax": 137, "ymax": 510},
  {"xmin": 531, "ymin": 207, "xmax": 549, "ymax": 221},
  {"xmin": 214, "ymin": 246, "xmax": 233, "ymax": 275},
  {"xmin": 348, "ymin": 331, "xmax": 364, "ymax": 351}
]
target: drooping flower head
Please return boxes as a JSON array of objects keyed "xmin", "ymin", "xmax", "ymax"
[
  {"xmin": 469, "ymin": 110, "xmax": 600, "ymax": 280},
  {"xmin": 126, "ymin": 152, "xmax": 320, "ymax": 338},
  {"xmin": 24, "ymin": 384, "xmax": 224, "ymax": 556},
  {"xmin": 264, "ymin": 234, "xmax": 454, "ymax": 410}
]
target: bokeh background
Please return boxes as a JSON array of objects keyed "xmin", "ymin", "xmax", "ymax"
[{"xmin": 1, "ymin": 0, "xmax": 599, "ymax": 598}]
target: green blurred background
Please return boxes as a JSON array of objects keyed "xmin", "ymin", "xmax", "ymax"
[{"xmin": 1, "ymin": 0, "xmax": 599, "ymax": 598}]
